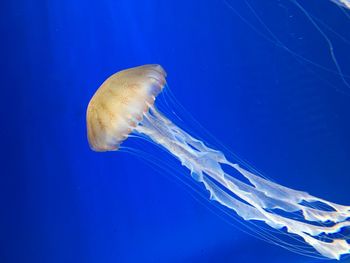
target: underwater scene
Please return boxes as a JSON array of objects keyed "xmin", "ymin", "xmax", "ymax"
[{"xmin": 1, "ymin": 0, "xmax": 350, "ymax": 262}]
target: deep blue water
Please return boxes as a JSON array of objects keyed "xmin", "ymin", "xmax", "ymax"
[{"xmin": 1, "ymin": 0, "xmax": 350, "ymax": 262}]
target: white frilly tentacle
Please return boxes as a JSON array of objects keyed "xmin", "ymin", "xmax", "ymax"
[{"xmin": 134, "ymin": 105, "xmax": 350, "ymax": 260}]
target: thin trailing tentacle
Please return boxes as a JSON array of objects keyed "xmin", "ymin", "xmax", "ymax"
[{"xmin": 330, "ymin": 0, "xmax": 350, "ymax": 9}]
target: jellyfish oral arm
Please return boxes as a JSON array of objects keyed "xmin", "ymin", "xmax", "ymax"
[{"xmin": 135, "ymin": 105, "xmax": 350, "ymax": 260}]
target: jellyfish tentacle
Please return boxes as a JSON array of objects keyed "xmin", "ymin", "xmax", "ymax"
[
  {"xmin": 228, "ymin": 163, "xmax": 350, "ymax": 219},
  {"xmin": 222, "ymin": 170, "xmax": 350, "ymax": 223},
  {"xmin": 201, "ymin": 174, "xmax": 350, "ymax": 260},
  {"xmin": 330, "ymin": 0, "xmax": 350, "ymax": 9},
  {"xmin": 134, "ymin": 105, "xmax": 350, "ymax": 260}
]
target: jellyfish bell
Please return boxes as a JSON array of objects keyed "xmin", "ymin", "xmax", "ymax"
[
  {"xmin": 86, "ymin": 64, "xmax": 166, "ymax": 151},
  {"xmin": 86, "ymin": 65, "xmax": 350, "ymax": 260}
]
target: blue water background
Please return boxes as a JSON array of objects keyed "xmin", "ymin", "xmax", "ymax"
[{"xmin": 1, "ymin": 0, "xmax": 350, "ymax": 262}]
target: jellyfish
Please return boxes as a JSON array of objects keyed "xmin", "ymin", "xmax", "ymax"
[{"xmin": 86, "ymin": 64, "xmax": 350, "ymax": 260}]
